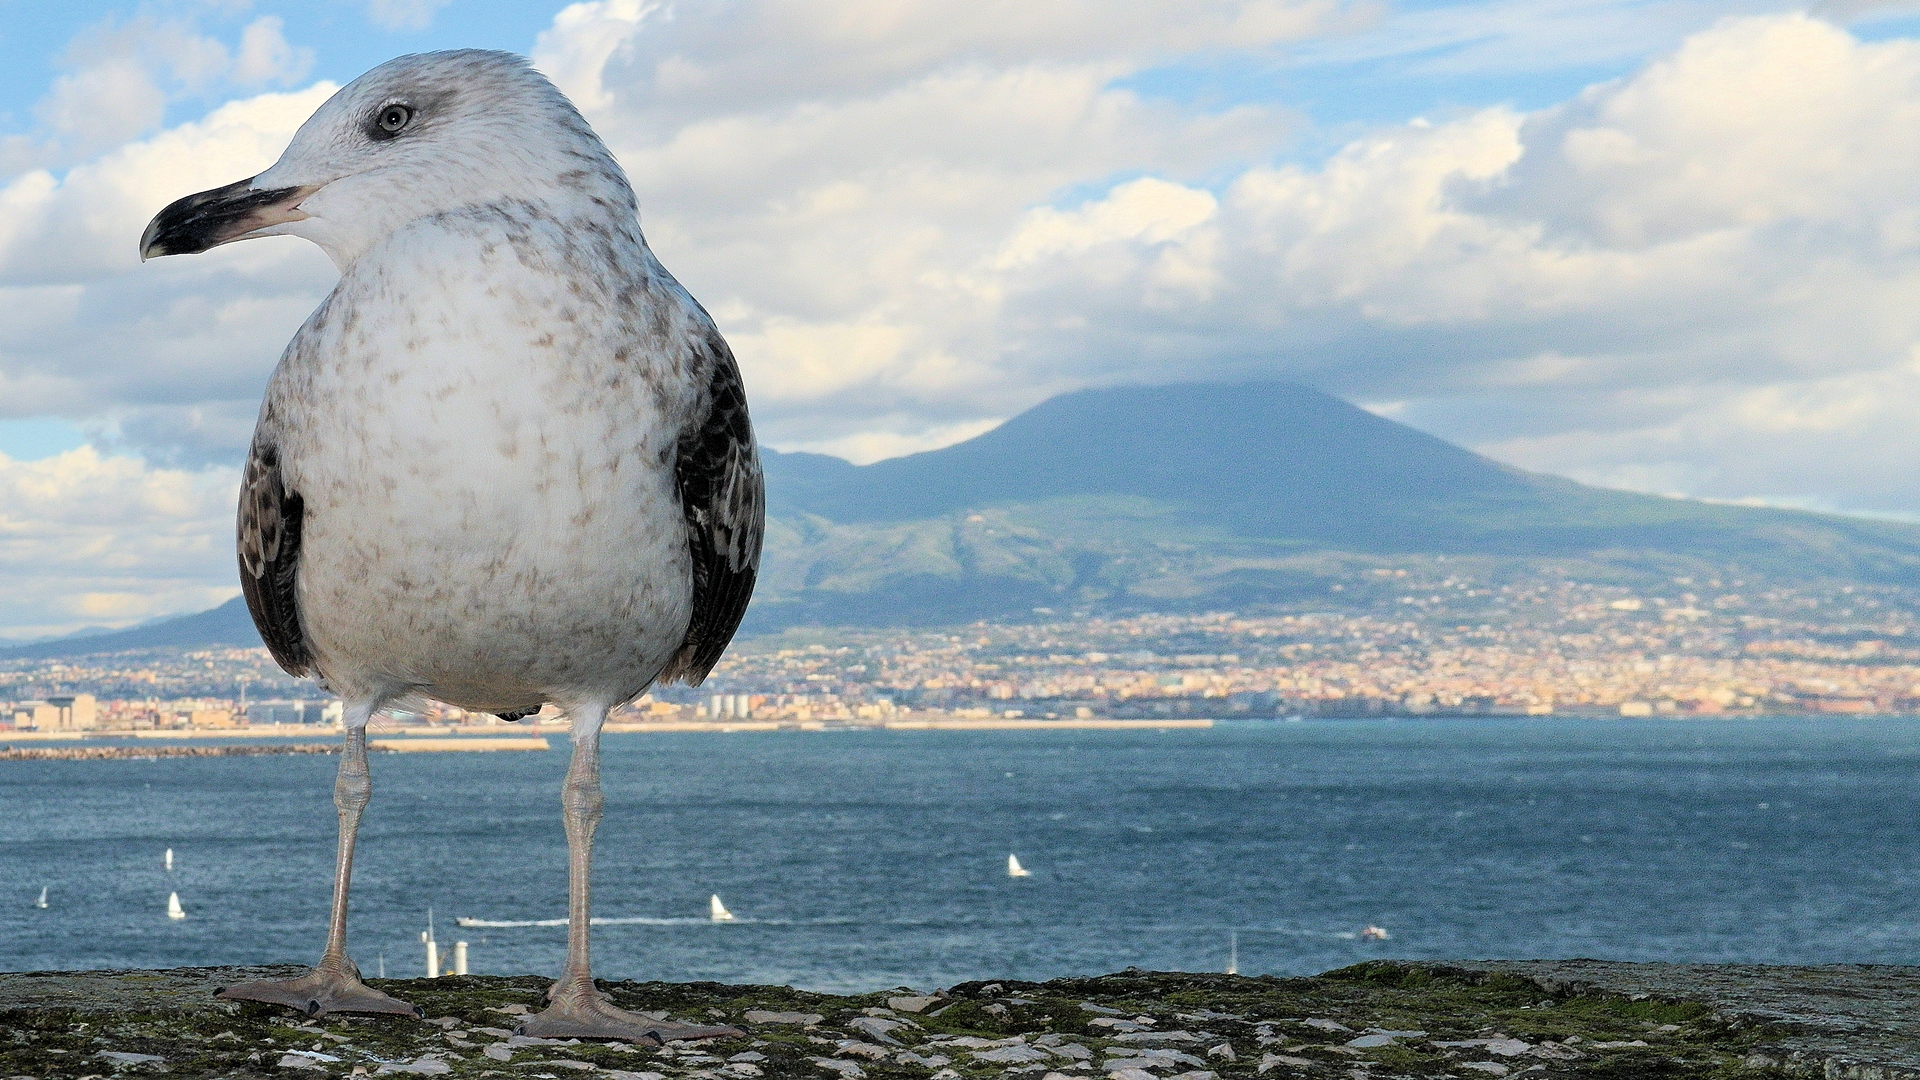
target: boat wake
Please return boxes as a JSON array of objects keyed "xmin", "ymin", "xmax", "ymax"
[{"xmin": 456, "ymin": 915, "xmax": 731, "ymax": 928}]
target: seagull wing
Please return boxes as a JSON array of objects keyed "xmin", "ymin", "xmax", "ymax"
[
  {"xmin": 237, "ymin": 438, "xmax": 313, "ymax": 676},
  {"xmin": 658, "ymin": 328, "xmax": 764, "ymax": 686}
]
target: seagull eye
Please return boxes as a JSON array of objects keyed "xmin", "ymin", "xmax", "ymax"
[{"xmin": 375, "ymin": 104, "xmax": 413, "ymax": 135}]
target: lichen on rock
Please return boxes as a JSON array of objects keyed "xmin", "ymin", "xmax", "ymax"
[{"xmin": 0, "ymin": 961, "xmax": 1892, "ymax": 1078}]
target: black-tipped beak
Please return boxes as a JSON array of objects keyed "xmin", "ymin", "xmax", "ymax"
[{"xmin": 139, "ymin": 178, "xmax": 318, "ymax": 261}]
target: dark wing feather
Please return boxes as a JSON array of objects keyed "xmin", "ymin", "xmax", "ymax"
[
  {"xmin": 237, "ymin": 440, "xmax": 312, "ymax": 676},
  {"xmin": 658, "ymin": 331, "xmax": 764, "ymax": 686}
]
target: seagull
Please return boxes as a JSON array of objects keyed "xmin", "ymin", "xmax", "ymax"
[{"xmin": 139, "ymin": 51, "xmax": 763, "ymax": 1042}]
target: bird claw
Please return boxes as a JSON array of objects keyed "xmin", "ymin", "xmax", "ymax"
[
  {"xmin": 215, "ymin": 966, "xmax": 418, "ymax": 1018},
  {"xmin": 521, "ymin": 986, "xmax": 742, "ymax": 1044}
]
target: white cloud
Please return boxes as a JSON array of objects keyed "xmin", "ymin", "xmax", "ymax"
[
  {"xmin": 12, "ymin": 4, "xmax": 1920, "ymax": 631},
  {"xmin": 1, "ymin": 12, "xmax": 317, "ymax": 178},
  {"xmin": 0, "ymin": 448, "xmax": 237, "ymax": 641},
  {"xmin": 233, "ymin": 17, "xmax": 316, "ymax": 87}
]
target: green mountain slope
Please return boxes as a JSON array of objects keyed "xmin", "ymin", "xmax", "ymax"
[{"xmin": 748, "ymin": 382, "xmax": 1920, "ymax": 627}]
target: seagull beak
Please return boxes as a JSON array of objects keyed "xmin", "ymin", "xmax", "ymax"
[{"xmin": 139, "ymin": 178, "xmax": 322, "ymax": 261}]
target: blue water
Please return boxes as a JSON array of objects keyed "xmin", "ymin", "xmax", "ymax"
[{"xmin": 3, "ymin": 719, "xmax": 1919, "ymax": 993}]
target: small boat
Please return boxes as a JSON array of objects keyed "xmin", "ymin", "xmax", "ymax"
[
  {"xmin": 164, "ymin": 848, "xmax": 173, "ymax": 872},
  {"xmin": 709, "ymin": 894, "xmax": 735, "ymax": 922},
  {"xmin": 1007, "ymin": 854, "xmax": 1031, "ymax": 878},
  {"xmin": 34, "ymin": 886, "xmax": 47, "ymax": 909},
  {"xmin": 1360, "ymin": 924, "xmax": 1389, "ymax": 941},
  {"xmin": 167, "ymin": 892, "xmax": 185, "ymax": 920},
  {"xmin": 1226, "ymin": 931, "xmax": 1238, "ymax": 975}
]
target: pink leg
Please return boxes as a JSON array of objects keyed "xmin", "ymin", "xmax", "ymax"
[
  {"xmin": 521, "ymin": 701, "xmax": 741, "ymax": 1044},
  {"xmin": 217, "ymin": 711, "xmax": 415, "ymax": 1017}
]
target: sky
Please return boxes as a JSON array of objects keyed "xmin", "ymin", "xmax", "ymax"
[{"xmin": 3, "ymin": 0, "xmax": 1920, "ymax": 639}]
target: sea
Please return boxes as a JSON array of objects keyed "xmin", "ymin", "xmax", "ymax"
[{"xmin": 3, "ymin": 718, "xmax": 1920, "ymax": 993}]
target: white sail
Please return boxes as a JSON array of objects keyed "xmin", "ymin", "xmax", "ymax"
[
  {"xmin": 1226, "ymin": 931, "xmax": 1238, "ymax": 975},
  {"xmin": 709, "ymin": 894, "xmax": 735, "ymax": 921},
  {"xmin": 164, "ymin": 848, "xmax": 173, "ymax": 872},
  {"xmin": 166, "ymin": 892, "xmax": 185, "ymax": 920},
  {"xmin": 1007, "ymin": 854, "xmax": 1031, "ymax": 878},
  {"xmin": 35, "ymin": 886, "xmax": 47, "ymax": 909}
]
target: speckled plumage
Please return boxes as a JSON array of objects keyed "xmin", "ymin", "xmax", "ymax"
[
  {"xmin": 148, "ymin": 51, "xmax": 764, "ymax": 1032},
  {"xmin": 144, "ymin": 54, "xmax": 764, "ymax": 1030},
  {"xmin": 231, "ymin": 52, "xmax": 763, "ymax": 716}
]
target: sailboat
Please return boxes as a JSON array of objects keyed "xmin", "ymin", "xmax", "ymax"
[
  {"xmin": 1360, "ymin": 924, "xmax": 1390, "ymax": 941},
  {"xmin": 166, "ymin": 892, "xmax": 185, "ymax": 920},
  {"xmin": 1007, "ymin": 854, "xmax": 1031, "ymax": 878},
  {"xmin": 34, "ymin": 886, "xmax": 47, "ymax": 909},
  {"xmin": 1226, "ymin": 931, "xmax": 1238, "ymax": 975},
  {"xmin": 709, "ymin": 894, "xmax": 735, "ymax": 922},
  {"xmin": 164, "ymin": 848, "xmax": 173, "ymax": 872}
]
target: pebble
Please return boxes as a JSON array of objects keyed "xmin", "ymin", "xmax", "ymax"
[
  {"xmin": 1108, "ymin": 1069, "xmax": 1157, "ymax": 1080},
  {"xmin": 847, "ymin": 1016, "xmax": 911, "ymax": 1044},
  {"xmin": 1207, "ymin": 1043, "xmax": 1235, "ymax": 1061},
  {"xmin": 95, "ymin": 1051, "xmax": 165, "ymax": 1066},
  {"xmin": 374, "ymin": 1059, "xmax": 452, "ymax": 1076},
  {"xmin": 893, "ymin": 1052, "xmax": 950, "ymax": 1066},
  {"xmin": 1258, "ymin": 1053, "xmax": 1315, "ymax": 1072},
  {"xmin": 808, "ymin": 1056, "xmax": 865, "ymax": 1078},
  {"xmin": 1435, "ymin": 1038, "xmax": 1533, "ymax": 1056},
  {"xmin": 483, "ymin": 1043, "xmax": 513, "ymax": 1061},
  {"xmin": 1303, "ymin": 1018, "xmax": 1353, "ymax": 1033},
  {"xmin": 1346, "ymin": 1034, "xmax": 1396, "ymax": 1048},
  {"xmin": 728, "ymin": 1052, "xmax": 768, "ymax": 1062},
  {"xmin": 972, "ymin": 1044, "xmax": 1052, "ymax": 1063},
  {"xmin": 1461, "ymin": 1064, "xmax": 1510, "ymax": 1076},
  {"xmin": 278, "ymin": 1054, "xmax": 329, "ymax": 1070},
  {"xmin": 509, "ymin": 1035, "xmax": 564, "ymax": 1047},
  {"xmin": 543, "ymin": 1062, "xmax": 599, "ymax": 1072},
  {"xmin": 475, "ymin": 1026, "xmax": 516, "ymax": 1038},
  {"xmin": 835, "ymin": 1041, "xmax": 893, "ymax": 1060},
  {"xmin": 604, "ymin": 1073, "xmax": 667, "ymax": 1080},
  {"xmin": 743, "ymin": 1010, "xmax": 823, "ymax": 1026},
  {"xmin": 887, "ymin": 996, "xmax": 939, "ymax": 1013}
]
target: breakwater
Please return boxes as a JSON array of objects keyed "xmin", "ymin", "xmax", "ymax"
[{"xmin": 0, "ymin": 742, "xmax": 343, "ymax": 761}]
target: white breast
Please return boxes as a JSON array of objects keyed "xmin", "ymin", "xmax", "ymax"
[{"xmin": 265, "ymin": 208, "xmax": 702, "ymax": 710}]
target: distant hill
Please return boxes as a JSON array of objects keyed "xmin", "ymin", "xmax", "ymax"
[
  {"xmin": 749, "ymin": 382, "xmax": 1920, "ymax": 625},
  {"xmin": 14, "ymin": 381, "xmax": 1920, "ymax": 657},
  {"xmin": 0, "ymin": 597, "xmax": 257, "ymax": 660}
]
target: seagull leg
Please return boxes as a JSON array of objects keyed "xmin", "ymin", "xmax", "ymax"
[
  {"xmin": 522, "ymin": 701, "xmax": 742, "ymax": 1044},
  {"xmin": 216, "ymin": 709, "xmax": 416, "ymax": 1017}
]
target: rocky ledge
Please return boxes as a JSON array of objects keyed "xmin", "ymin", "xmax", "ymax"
[{"xmin": 1, "ymin": 961, "xmax": 1915, "ymax": 1079}]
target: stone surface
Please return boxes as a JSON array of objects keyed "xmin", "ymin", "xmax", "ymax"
[
  {"xmin": 1461, "ymin": 958, "xmax": 1920, "ymax": 1078},
  {"xmin": 0, "ymin": 961, "xmax": 1915, "ymax": 1077}
]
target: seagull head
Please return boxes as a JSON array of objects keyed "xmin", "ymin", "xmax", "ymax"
[{"xmin": 140, "ymin": 50, "xmax": 633, "ymax": 268}]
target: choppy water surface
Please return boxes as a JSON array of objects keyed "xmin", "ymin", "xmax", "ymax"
[{"xmin": 3, "ymin": 718, "xmax": 1919, "ymax": 992}]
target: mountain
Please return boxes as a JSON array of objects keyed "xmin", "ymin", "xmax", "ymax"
[
  {"xmin": 748, "ymin": 382, "xmax": 1920, "ymax": 626},
  {"xmin": 0, "ymin": 597, "xmax": 260, "ymax": 660},
  {"xmin": 13, "ymin": 381, "xmax": 1920, "ymax": 657}
]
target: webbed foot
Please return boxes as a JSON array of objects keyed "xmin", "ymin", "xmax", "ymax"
[
  {"xmin": 215, "ymin": 964, "xmax": 418, "ymax": 1018},
  {"xmin": 521, "ymin": 982, "xmax": 742, "ymax": 1044}
]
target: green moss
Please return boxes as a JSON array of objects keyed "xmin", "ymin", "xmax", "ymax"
[{"xmin": 0, "ymin": 964, "xmax": 1809, "ymax": 1079}]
